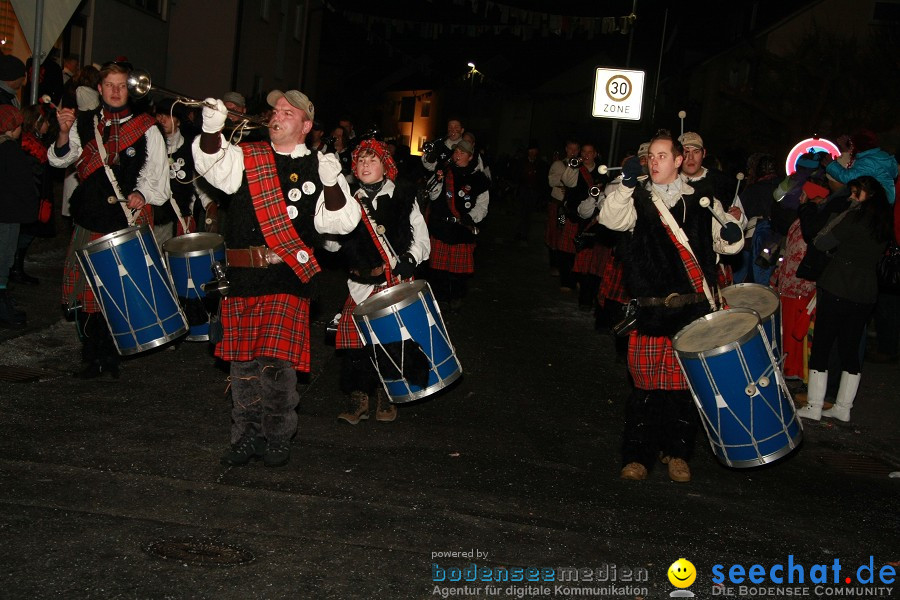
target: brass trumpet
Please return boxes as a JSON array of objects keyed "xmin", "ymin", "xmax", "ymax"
[
  {"xmin": 126, "ymin": 69, "xmax": 276, "ymax": 130},
  {"xmin": 567, "ymin": 157, "xmax": 583, "ymax": 168},
  {"xmin": 589, "ymin": 186, "xmax": 602, "ymax": 198}
]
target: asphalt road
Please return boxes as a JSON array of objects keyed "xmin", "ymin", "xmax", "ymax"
[{"xmin": 1, "ymin": 204, "xmax": 898, "ymax": 600}]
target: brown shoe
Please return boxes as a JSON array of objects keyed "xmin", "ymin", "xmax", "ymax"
[
  {"xmin": 375, "ymin": 389, "xmax": 398, "ymax": 422},
  {"xmin": 620, "ymin": 462, "xmax": 647, "ymax": 480},
  {"xmin": 337, "ymin": 391, "xmax": 369, "ymax": 425},
  {"xmin": 667, "ymin": 458, "xmax": 691, "ymax": 482}
]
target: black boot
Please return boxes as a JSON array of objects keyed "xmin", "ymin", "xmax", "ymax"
[
  {"xmin": 8, "ymin": 250, "xmax": 39, "ymax": 285},
  {"xmin": 0, "ymin": 289, "xmax": 26, "ymax": 329}
]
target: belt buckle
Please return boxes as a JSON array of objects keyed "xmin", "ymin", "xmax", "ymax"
[{"xmin": 664, "ymin": 292, "xmax": 679, "ymax": 308}]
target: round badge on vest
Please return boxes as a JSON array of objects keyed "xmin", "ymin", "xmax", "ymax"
[
  {"xmin": 287, "ymin": 205, "xmax": 299, "ymax": 219},
  {"xmin": 176, "ymin": 170, "xmax": 186, "ymax": 180},
  {"xmin": 296, "ymin": 250, "xmax": 309, "ymax": 264},
  {"xmin": 125, "ymin": 147, "xmax": 136, "ymax": 158},
  {"xmin": 301, "ymin": 181, "xmax": 316, "ymax": 195},
  {"xmin": 289, "ymin": 173, "xmax": 299, "ymax": 182},
  {"xmin": 287, "ymin": 188, "xmax": 301, "ymax": 202},
  {"xmin": 464, "ymin": 201, "xmax": 471, "ymax": 209}
]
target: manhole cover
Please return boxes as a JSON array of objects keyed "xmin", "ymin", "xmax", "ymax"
[
  {"xmin": 0, "ymin": 365, "xmax": 49, "ymax": 383},
  {"xmin": 144, "ymin": 539, "xmax": 255, "ymax": 566},
  {"xmin": 817, "ymin": 452, "xmax": 898, "ymax": 477}
]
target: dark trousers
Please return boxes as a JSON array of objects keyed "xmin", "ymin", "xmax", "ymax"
[
  {"xmin": 621, "ymin": 388, "xmax": 698, "ymax": 467},
  {"xmin": 554, "ymin": 250, "xmax": 576, "ymax": 289},
  {"xmin": 578, "ymin": 273, "xmax": 599, "ymax": 308},
  {"xmin": 429, "ymin": 268, "xmax": 469, "ymax": 302},
  {"xmin": 229, "ymin": 357, "xmax": 298, "ymax": 444},
  {"xmin": 809, "ymin": 288, "xmax": 873, "ymax": 375}
]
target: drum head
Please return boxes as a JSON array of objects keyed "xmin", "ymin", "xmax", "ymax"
[
  {"xmin": 721, "ymin": 283, "xmax": 779, "ymax": 321},
  {"xmin": 353, "ymin": 280, "xmax": 427, "ymax": 319},
  {"xmin": 79, "ymin": 225, "xmax": 145, "ymax": 255},
  {"xmin": 162, "ymin": 232, "xmax": 225, "ymax": 257},
  {"xmin": 673, "ymin": 308, "xmax": 761, "ymax": 356}
]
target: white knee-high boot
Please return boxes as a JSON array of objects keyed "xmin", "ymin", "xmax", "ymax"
[
  {"xmin": 797, "ymin": 369, "xmax": 827, "ymax": 420},
  {"xmin": 821, "ymin": 371, "xmax": 860, "ymax": 422}
]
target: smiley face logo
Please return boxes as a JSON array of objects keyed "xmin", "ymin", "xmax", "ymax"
[{"xmin": 668, "ymin": 558, "xmax": 696, "ymax": 588}]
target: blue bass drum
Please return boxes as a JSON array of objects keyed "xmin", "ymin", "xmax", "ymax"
[
  {"xmin": 162, "ymin": 233, "xmax": 226, "ymax": 342},
  {"xmin": 76, "ymin": 225, "xmax": 188, "ymax": 355},
  {"xmin": 673, "ymin": 307, "xmax": 802, "ymax": 468},
  {"xmin": 352, "ymin": 280, "xmax": 462, "ymax": 403}
]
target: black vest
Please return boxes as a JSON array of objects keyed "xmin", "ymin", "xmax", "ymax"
[
  {"xmin": 624, "ymin": 178, "xmax": 720, "ymax": 337},
  {"xmin": 429, "ymin": 165, "xmax": 490, "ymax": 244},
  {"xmin": 223, "ymin": 149, "xmax": 323, "ymax": 297},
  {"xmin": 338, "ymin": 181, "xmax": 417, "ymax": 285}
]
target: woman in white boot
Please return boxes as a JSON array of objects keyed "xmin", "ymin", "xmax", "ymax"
[{"xmin": 798, "ymin": 176, "xmax": 892, "ymax": 422}]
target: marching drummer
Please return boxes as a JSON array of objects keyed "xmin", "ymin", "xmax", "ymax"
[
  {"xmin": 49, "ymin": 58, "xmax": 170, "ymax": 379},
  {"xmin": 323, "ymin": 138, "xmax": 430, "ymax": 424},
  {"xmin": 597, "ymin": 129, "xmax": 744, "ymax": 483},
  {"xmin": 193, "ymin": 89, "xmax": 358, "ymax": 468}
]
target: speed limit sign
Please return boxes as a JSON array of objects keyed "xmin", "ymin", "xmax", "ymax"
[{"xmin": 592, "ymin": 68, "xmax": 645, "ymax": 121}]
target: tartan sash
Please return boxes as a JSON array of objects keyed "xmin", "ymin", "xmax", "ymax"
[
  {"xmin": 241, "ymin": 143, "xmax": 320, "ymax": 283},
  {"xmin": 76, "ymin": 112, "xmax": 156, "ymax": 181}
]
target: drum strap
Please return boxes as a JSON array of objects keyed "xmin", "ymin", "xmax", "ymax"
[
  {"xmin": 651, "ymin": 194, "xmax": 717, "ymax": 310},
  {"xmin": 356, "ymin": 195, "xmax": 397, "ymax": 285},
  {"xmin": 91, "ymin": 116, "xmax": 136, "ymax": 226}
]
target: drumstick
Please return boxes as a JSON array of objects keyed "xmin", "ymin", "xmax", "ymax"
[
  {"xmin": 733, "ymin": 172, "xmax": 745, "ymax": 202},
  {"xmin": 597, "ymin": 165, "xmax": 622, "ymax": 175},
  {"xmin": 698, "ymin": 197, "xmax": 728, "ymax": 227},
  {"xmin": 678, "ymin": 110, "xmax": 686, "ymax": 137}
]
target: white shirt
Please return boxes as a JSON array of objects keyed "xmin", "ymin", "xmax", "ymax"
[
  {"xmin": 597, "ymin": 177, "xmax": 744, "ymax": 256},
  {"xmin": 48, "ymin": 112, "xmax": 170, "ymax": 206},
  {"xmin": 191, "ymin": 134, "xmax": 359, "ymax": 236},
  {"xmin": 166, "ymin": 130, "xmax": 214, "ymax": 209}
]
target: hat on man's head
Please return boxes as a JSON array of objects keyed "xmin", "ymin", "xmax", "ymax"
[
  {"xmin": 266, "ymin": 89, "xmax": 314, "ymax": 121},
  {"xmin": 0, "ymin": 104, "xmax": 23, "ymax": 133},
  {"xmin": 222, "ymin": 91, "xmax": 246, "ymax": 108},
  {"xmin": 0, "ymin": 54, "xmax": 25, "ymax": 81},
  {"xmin": 455, "ymin": 139, "xmax": 475, "ymax": 155},
  {"xmin": 679, "ymin": 131, "xmax": 704, "ymax": 149},
  {"xmin": 352, "ymin": 138, "xmax": 398, "ymax": 182},
  {"xmin": 637, "ymin": 142, "xmax": 650, "ymax": 157}
]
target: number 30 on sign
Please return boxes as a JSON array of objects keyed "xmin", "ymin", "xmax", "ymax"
[{"xmin": 592, "ymin": 68, "xmax": 645, "ymax": 121}]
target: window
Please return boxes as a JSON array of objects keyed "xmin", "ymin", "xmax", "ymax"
[{"xmin": 420, "ymin": 99, "xmax": 431, "ymax": 118}]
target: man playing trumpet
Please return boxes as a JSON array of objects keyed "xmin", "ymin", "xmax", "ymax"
[{"xmin": 193, "ymin": 89, "xmax": 359, "ymax": 468}]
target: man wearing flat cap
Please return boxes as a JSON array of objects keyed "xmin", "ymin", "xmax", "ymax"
[
  {"xmin": 194, "ymin": 89, "xmax": 359, "ymax": 468},
  {"xmin": 0, "ymin": 54, "xmax": 26, "ymax": 107}
]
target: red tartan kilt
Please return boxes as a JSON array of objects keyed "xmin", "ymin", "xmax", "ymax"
[
  {"xmin": 61, "ymin": 210, "xmax": 154, "ymax": 313},
  {"xmin": 429, "ymin": 237, "xmax": 475, "ymax": 274},
  {"xmin": 598, "ymin": 253, "xmax": 629, "ymax": 304},
  {"xmin": 572, "ymin": 247, "xmax": 594, "ymax": 273},
  {"xmin": 555, "ymin": 220, "xmax": 579, "ymax": 254},
  {"xmin": 544, "ymin": 203, "xmax": 560, "ymax": 249},
  {"xmin": 627, "ymin": 331, "xmax": 688, "ymax": 390},
  {"xmin": 335, "ymin": 295, "xmax": 364, "ymax": 349},
  {"xmin": 215, "ymin": 294, "xmax": 312, "ymax": 371}
]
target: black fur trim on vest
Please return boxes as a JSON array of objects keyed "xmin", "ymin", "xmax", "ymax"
[
  {"xmin": 222, "ymin": 150, "xmax": 322, "ymax": 298},
  {"xmin": 623, "ymin": 180, "xmax": 720, "ymax": 337},
  {"xmin": 155, "ymin": 136, "xmax": 197, "ymax": 225},
  {"xmin": 339, "ymin": 179, "xmax": 417, "ymax": 285}
]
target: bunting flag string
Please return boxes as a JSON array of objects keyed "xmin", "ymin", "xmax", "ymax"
[{"xmin": 323, "ymin": 1, "xmax": 636, "ymax": 42}]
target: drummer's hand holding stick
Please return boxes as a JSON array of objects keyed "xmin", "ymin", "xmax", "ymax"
[
  {"xmin": 394, "ymin": 253, "xmax": 416, "ymax": 280},
  {"xmin": 699, "ymin": 197, "xmax": 743, "ymax": 243},
  {"xmin": 619, "ymin": 156, "xmax": 643, "ymax": 188}
]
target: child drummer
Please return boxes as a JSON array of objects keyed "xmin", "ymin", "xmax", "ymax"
[{"xmin": 323, "ymin": 138, "xmax": 430, "ymax": 424}]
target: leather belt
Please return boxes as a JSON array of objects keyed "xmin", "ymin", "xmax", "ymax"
[
  {"xmin": 225, "ymin": 247, "xmax": 283, "ymax": 268},
  {"xmin": 637, "ymin": 292, "xmax": 707, "ymax": 308}
]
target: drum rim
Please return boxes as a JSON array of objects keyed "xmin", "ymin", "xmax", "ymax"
[
  {"xmin": 162, "ymin": 232, "xmax": 226, "ymax": 258},
  {"xmin": 78, "ymin": 224, "xmax": 150, "ymax": 255},
  {"xmin": 714, "ymin": 427, "xmax": 803, "ymax": 469},
  {"xmin": 116, "ymin": 324, "xmax": 188, "ymax": 355},
  {"xmin": 382, "ymin": 365, "xmax": 463, "ymax": 403},
  {"xmin": 352, "ymin": 280, "xmax": 428, "ymax": 319},
  {"xmin": 673, "ymin": 307, "xmax": 762, "ymax": 358},
  {"xmin": 721, "ymin": 283, "xmax": 781, "ymax": 316}
]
